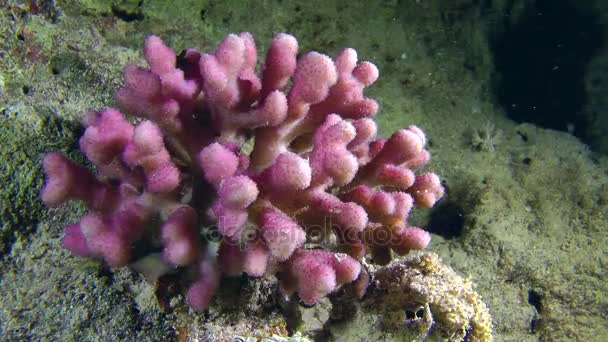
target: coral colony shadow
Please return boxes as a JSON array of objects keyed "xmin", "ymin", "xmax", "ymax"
[
  {"xmin": 491, "ymin": 0, "xmax": 602, "ymax": 141},
  {"xmin": 40, "ymin": 32, "xmax": 444, "ymax": 311}
]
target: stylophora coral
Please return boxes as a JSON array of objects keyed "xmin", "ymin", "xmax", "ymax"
[{"xmin": 40, "ymin": 32, "xmax": 444, "ymax": 311}]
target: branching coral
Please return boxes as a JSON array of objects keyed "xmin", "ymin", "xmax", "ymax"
[{"xmin": 40, "ymin": 32, "xmax": 444, "ymax": 311}]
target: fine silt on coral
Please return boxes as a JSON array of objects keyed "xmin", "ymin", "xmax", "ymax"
[{"xmin": 40, "ymin": 32, "xmax": 445, "ymax": 311}]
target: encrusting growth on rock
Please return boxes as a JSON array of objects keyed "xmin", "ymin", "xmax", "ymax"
[
  {"xmin": 373, "ymin": 252, "xmax": 493, "ymax": 341},
  {"xmin": 40, "ymin": 32, "xmax": 445, "ymax": 311}
]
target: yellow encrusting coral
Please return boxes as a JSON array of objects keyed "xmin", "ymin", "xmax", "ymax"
[{"xmin": 373, "ymin": 252, "xmax": 493, "ymax": 341}]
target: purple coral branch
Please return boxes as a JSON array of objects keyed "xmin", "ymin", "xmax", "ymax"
[{"xmin": 41, "ymin": 32, "xmax": 444, "ymax": 311}]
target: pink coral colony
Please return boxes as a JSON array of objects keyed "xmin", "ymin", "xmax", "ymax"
[{"xmin": 40, "ymin": 32, "xmax": 444, "ymax": 310}]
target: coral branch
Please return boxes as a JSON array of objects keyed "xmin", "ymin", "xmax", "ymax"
[{"xmin": 41, "ymin": 32, "xmax": 444, "ymax": 310}]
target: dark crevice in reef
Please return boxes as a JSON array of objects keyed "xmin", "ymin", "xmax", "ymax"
[
  {"xmin": 527, "ymin": 288, "xmax": 542, "ymax": 313},
  {"xmin": 111, "ymin": 0, "xmax": 144, "ymax": 22},
  {"xmin": 426, "ymin": 201, "xmax": 465, "ymax": 239},
  {"xmin": 490, "ymin": 0, "xmax": 603, "ymax": 145},
  {"xmin": 527, "ymin": 288, "xmax": 543, "ymax": 333}
]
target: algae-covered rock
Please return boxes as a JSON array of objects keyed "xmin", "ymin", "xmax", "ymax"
[
  {"xmin": 373, "ymin": 252, "xmax": 492, "ymax": 342},
  {"xmin": 0, "ymin": 105, "xmax": 85, "ymax": 256}
]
